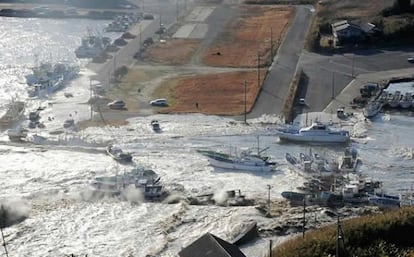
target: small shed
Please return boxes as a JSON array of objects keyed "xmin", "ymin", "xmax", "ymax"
[{"xmin": 179, "ymin": 233, "xmax": 247, "ymax": 257}]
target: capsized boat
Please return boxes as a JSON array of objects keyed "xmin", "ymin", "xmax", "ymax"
[
  {"xmin": 197, "ymin": 147, "xmax": 276, "ymax": 172},
  {"xmin": 273, "ymin": 121, "xmax": 350, "ymax": 144}
]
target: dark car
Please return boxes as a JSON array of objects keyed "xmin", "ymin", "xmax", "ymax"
[{"xmin": 408, "ymin": 57, "xmax": 414, "ymax": 63}]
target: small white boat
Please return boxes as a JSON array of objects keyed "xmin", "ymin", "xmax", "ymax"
[
  {"xmin": 274, "ymin": 121, "xmax": 350, "ymax": 144},
  {"xmin": 106, "ymin": 145, "xmax": 133, "ymax": 163},
  {"xmin": 388, "ymin": 91, "xmax": 401, "ymax": 108},
  {"xmin": 399, "ymin": 92, "xmax": 413, "ymax": 109},
  {"xmin": 363, "ymin": 100, "xmax": 383, "ymax": 118},
  {"xmin": 198, "ymin": 148, "xmax": 275, "ymax": 172},
  {"xmin": 285, "ymin": 151, "xmax": 337, "ymax": 178}
]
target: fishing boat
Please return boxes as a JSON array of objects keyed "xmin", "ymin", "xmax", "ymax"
[
  {"xmin": 399, "ymin": 92, "xmax": 413, "ymax": 109},
  {"xmin": 106, "ymin": 145, "xmax": 133, "ymax": 163},
  {"xmin": 26, "ymin": 61, "xmax": 80, "ymax": 97},
  {"xmin": 281, "ymin": 191, "xmax": 309, "ymax": 204},
  {"xmin": 273, "ymin": 121, "xmax": 350, "ymax": 144},
  {"xmin": 91, "ymin": 167, "xmax": 165, "ymax": 199},
  {"xmin": 368, "ymin": 194, "xmax": 400, "ymax": 208},
  {"xmin": 285, "ymin": 150, "xmax": 337, "ymax": 178},
  {"xmin": 75, "ymin": 34, "xmax": 111, "ymax": 59},
  {"xmin": 338, "ymin": 147, "xmax": 362, "ymax": 173},
  {"xmin": 197, "ymin": 147, "xmax": 275, "ymax": 172},
  {"xmin": 363, "ymin": 100, "xmax": 383, "ymax": 118}
]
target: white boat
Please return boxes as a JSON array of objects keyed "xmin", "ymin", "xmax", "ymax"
[
  {"xmin": 75, "ymin": 34, "xmax": 110, "ymax": 59},
  {"xmin": 338, "ymin": 147, "xmax": 362, "ymax": 173},
  {"xmin": 388, "ymin": 91, "xmax": 401, "ymax": 108},
  {"xmin": 26, "ymin": 61, "xmax": 80, "ymax": 97},
  {"xmin": 363, "ymin": 100, "xmax": 383, "ymax": 118},
  {"xmin": 197, "ymin": 148, "xmax": 275, "ymax": 172},
  {"xmin": 106, "ymin": 145, "xmax": 133, "ymax": 163},
  {"xmin": 91, "ymin": 167, "xmax": 165, "ymax": 199},
  {"xmin": 285, "ymin": 151, "xmax": 337, "ymax": 178},
  {"xmin": 274, "ymin": 121, "xmax": 350, "ymax": 144},
  {"xmin": 399, "ymin": 92, "xmax": 412, "ymax": 109}
]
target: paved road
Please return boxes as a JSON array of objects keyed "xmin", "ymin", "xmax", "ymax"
[
  {"xmin": 247, "ymin": 5, "xmax": 315, "ymax": 119},
  {"xmin": 88, "ymin": 0, "xmax": 191, "ymax": 86}
]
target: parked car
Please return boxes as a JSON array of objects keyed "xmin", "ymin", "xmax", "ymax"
[
  {"xmin": 408, "ymin": 57, "xmax": 414, "ymax": 63},
  {"xmin": 107, "ymin": 100, "xmax": 126, "ymax": 109},
  {"xmin": 150, "ymin": 98, "xmax": 168, "ymax": 107}
]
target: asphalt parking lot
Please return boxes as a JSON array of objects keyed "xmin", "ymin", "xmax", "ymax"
[{"xmin": 297, "ymin": 47, "xmax": 414, "ymax": 113}]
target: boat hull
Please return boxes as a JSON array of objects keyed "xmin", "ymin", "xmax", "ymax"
[
  {"xmin": 206, "ymin": 157, "xmax": 272, "ymax": 172},
  {"xmin": 277, "ymin": 133, "xmax": 349, "ymax": 143}
]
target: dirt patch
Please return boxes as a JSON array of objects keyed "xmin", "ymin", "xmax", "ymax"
[
  {"xmin": 153, "ymin": 71, "xmax": 264, "ymax": 115},
  {"xmin": 140, "ymin": 39, "xmax": 201, "ymax": 65},
  {"xmin": 202, "ymin": 5, "xmax": 293, "ymax": 67}
]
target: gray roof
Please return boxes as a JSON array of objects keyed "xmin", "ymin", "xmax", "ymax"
[{"xmin": 179, "ymin": 233, "xmax": 247, "ymax": 257}]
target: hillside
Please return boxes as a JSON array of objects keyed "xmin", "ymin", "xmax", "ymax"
[{"xmin": 273, "ymin": 207, "xmax": 414, "ymax": 257}]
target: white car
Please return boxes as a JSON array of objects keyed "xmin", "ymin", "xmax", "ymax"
[
  {"xmin": 107, "ymin": 100, "xmax": 126, "ymax": 109},
  {"xmin": 150, "ymin": 98, "xmax": 168, "ymax": 107},
  {"xmin": 408, "ymin": 57, "xmax": 414, "ymax": 63}
]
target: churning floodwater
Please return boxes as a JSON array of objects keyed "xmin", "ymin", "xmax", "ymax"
[{"xmin": 0, "ymin": 16, "xmax": 414, "ymax": 257}]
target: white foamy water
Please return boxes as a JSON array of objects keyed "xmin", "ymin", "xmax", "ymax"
[{"xmin": 1, "ymin": 17, "xmax": 414, "ymax": 257}]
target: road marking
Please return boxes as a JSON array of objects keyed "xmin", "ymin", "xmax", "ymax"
[{"xmin": 186, "ymin": 6, "xmax": 215, "ymax": 22}]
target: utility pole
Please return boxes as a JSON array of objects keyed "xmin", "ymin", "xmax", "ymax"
[
  {"xmin": 0, "ymin": 206, "xmax": 9, "ymax": 257},
  {"xmin": 266, "ymin": 184, "xmax": 272, "ymax": 217},
  {"xmin": 269, "ymin": 239, "xmax": 273, "ymax": 257},
  {"xmin": 332, "ymin": 72, "xmax": 335, "ymax": 97},
  {"xmin": 351, "ymin": 54, "xmax": 355, "ymax": 78},
  {"xmin": 336, "ymin": 214, "xmax": 346, "ymax": 257},
  {"xmin": 302, "ymin": 198, "xmax": 306, "ymax": 238},
  {"xmin": 270, "ymin": 27, "xmax": 273, "ymax": 59},
  {"xmin": 89, "ymin": 79, "xmax": 92, "ymax": 120},
  {"xmin": 257, "ymin": 51, "xmax": 260, "ymax": 88},
  {"xmin": 176, "ymin": 0, "xmax": 179, "ymax": 21},
  {"xmin": 139, "ymin": 24, "xmax": 142, "ymax": 52},
  {"xmin": 244, "ymin": 80, "xmax": 247, "ymax": 124},
  {"xmin": 1, "ymin": 227, "xmax": 8, "ymax": 257}
]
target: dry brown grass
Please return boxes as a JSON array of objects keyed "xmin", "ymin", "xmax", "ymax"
[
  {"xmin": 153, "ymin": 71, "xmax": 264, "ymax": 115},
  {"xmin": 140, "ymin": 39, "xmax": 200, "ymax": 65},
  {"xmin": 202, "ymin": 5, "xmax": 293, "ymax": 67}
]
